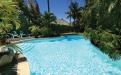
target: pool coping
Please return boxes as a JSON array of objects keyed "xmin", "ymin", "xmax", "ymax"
[
  {"xmin": 11, "ymin": 38, "xmax": 35, "ymax": 75},
  {"xmin": 17, "ymin": 54, "xmax": 30, "ymax": 75},
  {"xmin": 14, "ymin": 38, "xmax": 34, "ymax": 75}
]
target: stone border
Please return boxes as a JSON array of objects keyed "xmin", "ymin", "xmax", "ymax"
[{"xmin": 11, "ymin": 38, "xmax": 34, "ymax": 75}]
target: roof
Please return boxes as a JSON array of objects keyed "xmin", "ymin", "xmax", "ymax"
[{"xmin": 56, "ymin": 19, "xmax": 69, "ymax": 25}]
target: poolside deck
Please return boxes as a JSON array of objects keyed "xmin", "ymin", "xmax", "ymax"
[{"xmin": 0, "ymin": 36, "xmax": 35, "ymax": 75}]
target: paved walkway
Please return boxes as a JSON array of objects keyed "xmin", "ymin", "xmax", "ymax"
[{"xmin": 8, "ymin": 36, "xmax": 35, "ymax": 43}]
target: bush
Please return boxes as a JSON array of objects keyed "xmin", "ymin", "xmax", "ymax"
[
  {"xmin": 40, "ymin": 27, "xmax": 59, "ymax": 37},
  {"xmin": 40, "ymin": 24, "xmax": 73, "ymax": 37},
  {"xmin": 50, "ymin": 24, "xmax": 73, "ymax": 33}
]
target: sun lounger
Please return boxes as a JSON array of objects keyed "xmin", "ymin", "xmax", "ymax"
[
  {"xmin": 11, "ymin": 31, "xmax": 19, "ymax": 39},
  {"xmin": 2, "ymin": 34, "xmax": 9, "ymax": 39},
  {"xmin": 19, "ymin": 31, "xmax": 27, "ymax": 39},
  {"xmin": 26, "ymin": 31, "xmax": 33, "ymax": 37}
]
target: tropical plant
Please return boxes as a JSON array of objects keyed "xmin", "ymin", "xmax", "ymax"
[
  {"xmin": 0, "ymin": 43, "xmax": 22, "ymax": 53},
  {"xmin": 29, "ymin": 25, "xmax": 40, "ymax": 34},
  {"xmin": 16, "ymin": 0, "xmax": 41, "ymax": 26},
  {"xmin": 40, "ymin": 27, "xmax": 54, "ymax": 37},
  {"xmin": 66, "ymin": 1, "xmax": 83, "ymax": 32},
  {"xmin": 0, "ymin": 0, "xmax": 20, "ymax": 34},
  {"xmin": 47, "ymin": 0, "xmax": 50, "ymax": 12},
  {"xmin": 42, "ymin": 11, "xmax": 56, "ymax": 28},
  {"xmin": 29, "ymin": 25, "xmax": 40, "ymax": 38},
  {"xmin": 67, "ymin": 0, "xmax": 72, "ymax": 24},
  {"xmin": 82, "ymin": 0, "xmax": 121, "ymax": 60},
  {"xmin": 0, "ymin": 0, "xmax": 20, "ymax": 39},
  {"xmin": 28, "ymin": 0, "xmax": 41, "ymax": 25},
  {"xmin": 0, "ymin": 0, "xmax": 22, "ymax": 53}
]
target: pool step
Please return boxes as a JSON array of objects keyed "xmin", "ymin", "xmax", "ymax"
[
  {"xmin": 17, "ymin": 43, "xmax": 29, "ymax": 49},
  {"xmin": 17, "ymin": 43, "xmax": 35, "ymax": 53},
  {"xmin": 20, "ymin": 43, "xmax": 34, "ymax": 50},
  {"xmin": 23, "ymin": 44, "xmax": 35, "ymax": 53},
  {"xmin": 17, "ymin": 43, "xmax": 28, "ymax": 48}
]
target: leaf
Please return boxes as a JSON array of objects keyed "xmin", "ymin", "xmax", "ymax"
[{"xmin": 108, "ymin": 2, "xmax": 115, "ymax": 14}]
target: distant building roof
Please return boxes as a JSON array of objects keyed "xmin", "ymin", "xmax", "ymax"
[{"xmin": 56, "ymin": 19, "xmax": 69, "ymax": 25}]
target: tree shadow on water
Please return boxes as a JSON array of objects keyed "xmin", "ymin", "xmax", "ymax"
[{"xmin": 47, "ymin": 36, "xmax": 83, "ymax": 42}]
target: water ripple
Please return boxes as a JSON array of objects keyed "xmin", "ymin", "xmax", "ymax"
[{"xmin": 17, "ymin": 35, "xmax": 121, "ymax": 75}]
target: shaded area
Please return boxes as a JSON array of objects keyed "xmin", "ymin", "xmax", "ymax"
[
  {"xmin": 17, "ymin": 56, "xmax": 27, "ymax": 63},
  {"xmin": 0, "ymin": 56, "xmax": 28, "ymax": 75},
  {"xmin": 0, "ymin": 57, "xmax": 17, "ymax": 75}
]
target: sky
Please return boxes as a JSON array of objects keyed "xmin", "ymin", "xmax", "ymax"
[{"xmin": 36, "ymin": 0, "xmax": 85, "ymax": 23}]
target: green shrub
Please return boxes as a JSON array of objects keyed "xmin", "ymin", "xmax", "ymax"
[
  {"xmin": 29, "ymin": 25, "xmax": 40, "ymax": 34},
  {"xmin": 50, "ymin": 24, "xmax": 73, "ymax": 33},
  {"xmin": 40, "ymin": 27, "xmax": 55, "ymax": 37}
]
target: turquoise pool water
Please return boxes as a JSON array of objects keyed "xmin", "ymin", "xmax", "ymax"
[{"xmin": 17, "ymin": 35, "xmax": 121, "ymax": 75}]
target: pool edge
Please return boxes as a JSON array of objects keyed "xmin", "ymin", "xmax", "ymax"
[{"xmin": 17, "ymin": 54, "xmax": 30, "ymax": 75}]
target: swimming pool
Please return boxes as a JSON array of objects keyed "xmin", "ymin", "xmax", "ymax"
[{"xmin": 17, "ymin": 35, "xmax": 121, "ymax": 75}]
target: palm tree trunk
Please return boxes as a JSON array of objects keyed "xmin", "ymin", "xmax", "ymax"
[
  {"xmin": 67, "ymin": 0, "xmax": 72, "ymax": 25},
  {"xmin": 69, "ymin": 0, "xmax": 72, "ymax": 25},
  {"xmin": 47, "ymin": 0, "xmax": 50, "ymax": 12}
]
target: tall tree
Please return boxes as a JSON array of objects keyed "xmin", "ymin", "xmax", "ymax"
[
  {"xmin": 47, "ymin": 0, "xmax": 50, "ymax": 12},
  {"xmin": 42, "ymin": 11, "xmax": 56, "ymax": 28},
  {"xmin": 82, "ymin": 0, "xmax": 121, "ymax": 60},
  {"xmin": 67, "ymin": 0, "xmax": 72, "ymax": 24},
  {"xmin": 66, "ymin": 1, "xmax": 83, "ymax": 32},
  {"xmin": 16, "ymin": 0, "xmax": 41, "ymax": 26},
  {"xmin": 28, "ymin": 0, "xmax": 41, "ymax": 17}
]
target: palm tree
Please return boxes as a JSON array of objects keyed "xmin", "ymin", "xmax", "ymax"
[
  {"xmin": 42, "ymin": 11, "xmax": 56, "ymax": 28},
  {"xmin": 0, "ymin": 0, "xmax": 22, "ymax": 53},
  {"xmin": 28, "ymin": 0, "xmax": 41, "ymax": 25},
  {"xmin": 82, "ymin": 0, "xmax": 121, "ymax": 60},
  {"xmin": 67, "ymin": 0, "xmax": 72, "ymax": 24},
  {"xmin": 66, "ymin": 2, "xmax": 83, "ymax": 32},
  {"xmin": 0, "ymin": 0, "xmax": 20, "ymax": 32},
  {"xmin": 47, "ymin": 0, "xmax": 50, "ymax": 12}
]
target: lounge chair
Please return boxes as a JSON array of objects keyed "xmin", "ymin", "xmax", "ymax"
[
  {"xmin": 26, "ymin": 31, "xmax": 33, "ymax": 37},
  {"xmin": 19, "ymin": 31, "xmax": 27, "ymax": 39},
  {"xmin": 11, "ymin": 31, "xmax": 19, "ymax": 39},
  {"xmin": 2, "ymin": 34, "xmax": 9, "ymax": 39}
]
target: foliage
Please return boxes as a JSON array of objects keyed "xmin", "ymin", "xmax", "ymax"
[
  {"xmin": 0, "ymin": 0, "xmax": 22, "ymax": 54},
  {"xmin": 42, "ymin": 11, "xmax": 56, "ymax": 28},
  {"xmin": 0, "ymin": 0, "xmax": 20, "ymax": 34},
  {"xmin": 40, "ymin": 27, "xmax": 54, "ymax": 37},
  {"xmin": 40, "ymin": 23, "xmax": 73, "ymax": 37},
  {"xmin": 82, "ymin": 0, "xmax": 121, "ymax": 60},
  {"xmin": 0, "ymin": 24, "xmax": 13, "ymax": 34},
  {"xmin": 0, "ymin": 43, "xmax": 22, "ymax": 54},
  {"xmin": 66, "ymin": 1, "xmax": 83, "ymax": 32},
  {"xmin": 51, "ymin": 24, "xmax": 73, "ymax": 33},
  {"xmin": 15, "ymin": 0, "xmax": 41, "ymax": 28},
  {"xmin": 17, "ymin": 16, "xmax": 31, "ymax": 32},
  {"xmin": 29, "ymin": 25, "xmax": 40, "ymax": 34}
]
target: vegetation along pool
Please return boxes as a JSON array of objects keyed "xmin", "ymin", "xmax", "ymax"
[{"xmin": 17, "ymin": 35, "xmax": 121, "ymax": 75}]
